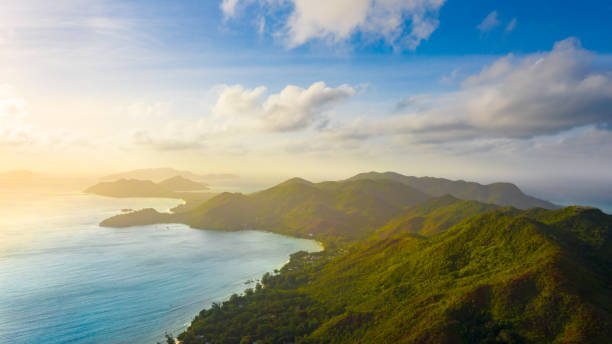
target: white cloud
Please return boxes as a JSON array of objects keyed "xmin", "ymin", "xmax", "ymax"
[
  {"xmin": 505, "ymin": 18, "xmax": 517, "ymax": 33},
  {"xmin": 222, "ymin": 0, "xmax": 447, "ymax": 50},
  {"xmin": 477, "ymin": 10, "xmax": 500, "ymax": 33},
  {"xmin": 213, "ymin": 81, "xmax": 355, "ymax": 132},
  {"xmin": 128, "ymin": 81, "xmax": 355, "ymax": 152},
  {"xmin": 220, "ymin": 0, "xmax": 241, "ymax": 19},
  {"xmin": 324, "ymin": 38, "xmax": 612, "ymax": 143}
]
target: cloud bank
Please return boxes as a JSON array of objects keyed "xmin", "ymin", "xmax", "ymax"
[
  {"xmin": 130, "ymin": 81, "xmax": 355, "ymax": 151},
  {"xmin": 326, "ymin": 38, "xmax": 612, "ymax": 144},
  {"xmin": 221, "ymin": 0, "xmax": 446, "ymax": 50},
  {"xmin": 213, "ymin": 81, "xmax": 355, "ymax": 132}
]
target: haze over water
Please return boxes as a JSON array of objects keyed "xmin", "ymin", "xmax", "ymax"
[{"xmin": 0, "ymin": 191, "xmax": 321, "ymax": 344}]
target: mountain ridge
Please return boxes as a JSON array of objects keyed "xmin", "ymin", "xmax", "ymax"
[
  {"xmin": 101, "ymin": 172, "xmax": 562, "ymax": 242},
  {"xmin": 349, "ymin": 171, "xmax": 558, "ymax": 210}
]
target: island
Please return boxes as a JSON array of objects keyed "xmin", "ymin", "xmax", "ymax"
[
  {"xmin": 100, "ymin": 167, "xmax": 238, "ymax": 182},
  {"xmin": 107, "ymin": 172, "xmax": 609, "ymax": 343},
  {"xmin": 85, "ymin": 176, "xmax": 215, "ymax": 213}
]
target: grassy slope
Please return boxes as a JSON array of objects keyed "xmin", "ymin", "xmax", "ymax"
[
  {"xmin": 349, "ymin": 172, "xmax": 558, "ymax": 210},
  {"xmin": 178, "ymin": 206, "xmax": 611, "ymax": 344}
]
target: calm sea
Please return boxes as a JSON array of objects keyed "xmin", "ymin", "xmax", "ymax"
[{"xmin": 0, "ymin": 191, "xmax": 321, "ymax": 344}]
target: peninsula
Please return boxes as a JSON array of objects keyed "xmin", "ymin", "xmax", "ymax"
[{"xmin": 102, "ymin": 172, "xmax": 610, "ymax": 343}]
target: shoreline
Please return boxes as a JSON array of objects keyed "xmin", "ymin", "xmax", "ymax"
[
  {"xmin": 2, "ymin": 192, "xmax": 321, "ymax": 344},
  {"xmin": 162, "ymin": 230, "xmax": 324, "ymax": 341}
]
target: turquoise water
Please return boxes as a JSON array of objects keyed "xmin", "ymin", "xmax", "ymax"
[{"xmin": 0, "ymin": 191, "xmax": 321, "ymax": 344}]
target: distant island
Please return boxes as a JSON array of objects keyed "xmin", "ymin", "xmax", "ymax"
[
  {"xmin": 86, "ymin": 178, "xmax": 182, "ymax": 198},
  {"xmin": 102, "ymin": 172, "xmax": 610, "ymax": 343},
  {"xmin": 86, "ymin": 176, "xmax": 208, "ymax": 197},
  {"xmin": 85, "ymin": 176, "xmax": 215, "ymax": 212},
  {"xmin": 100, "ymin": 167, "xmax": 238, "ymax": 182}
]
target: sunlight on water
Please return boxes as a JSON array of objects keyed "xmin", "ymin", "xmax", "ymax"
[{"xmin": 0, "ymin": 191, "xmax": 321, "ymax": 344}]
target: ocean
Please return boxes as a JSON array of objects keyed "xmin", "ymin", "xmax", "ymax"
[{"xmin": 0, "ymin": 191, "xmax": 321, "ymax": 344}]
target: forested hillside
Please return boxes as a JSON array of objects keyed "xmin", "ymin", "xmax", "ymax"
[
  {"xmin": 101, "ymin": 174, "xmax": 610, "ymax": 343},
  {"xmin": 177, "ymin": 206, "xmax": 612, "ymax": 344}
]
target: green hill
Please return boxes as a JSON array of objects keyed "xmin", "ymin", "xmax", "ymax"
[
  {"xmin": 349, "ymin": 171, "xmax": 558, "ymax": 210},
  {"xmin": 103, "ymin": 177, "xmax": 430, "ymax": 241},
  {"xmin": 98, "ymin": 173, "xmax": 611, "ymax": 343},
  {"xmin": 177, "ymin": 206, "xmax": 612, "ymax": 344},
  {"xmin": 101, "ymin": 173, "xmax": 555, "ymax": 240}
]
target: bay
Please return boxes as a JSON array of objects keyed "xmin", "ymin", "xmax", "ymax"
[{"xmin": 0, "ymin": 191, "xmax": 321, "ymax": 344}]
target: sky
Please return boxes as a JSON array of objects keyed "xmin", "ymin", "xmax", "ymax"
[{"xmin": 1, "ymin": 0, "xmax": 612, "ymax": 189}]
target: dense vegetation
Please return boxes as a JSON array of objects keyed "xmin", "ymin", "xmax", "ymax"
[
  {"xmin": 99, "ymin": 173, "xmax": 608, "ymax": 343},
  {"xmin": 177, "ymin": 206, "xmax": 611, "ymax": 344}
]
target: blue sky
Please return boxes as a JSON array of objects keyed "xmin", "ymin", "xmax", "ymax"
[
  {"xmin": 1, "ymin": 0, "xmax": 611, "ymax": 193},
  {"xmin": 143, "ymin": 0, "xmax": 612, "ymax": 55}
]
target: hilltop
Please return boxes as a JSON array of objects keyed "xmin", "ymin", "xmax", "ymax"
[{"xmin": 349, "ymin": 171, "xmax": 557, "ymax": 209}]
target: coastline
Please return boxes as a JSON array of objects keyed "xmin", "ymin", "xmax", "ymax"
[
  {"xmin": 164, "ymin": 230, "xmax": 324, "ymax": 341},
  {"xmin": 94, "ymin": 196, "xmax": 326, "ymax": 340},
  {"xmin": 1, "ymin": 192, "xmax": 322, "ymax": 344}
]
